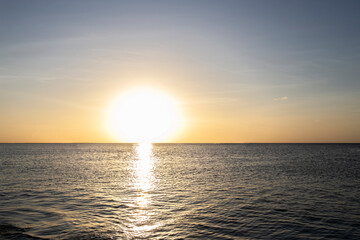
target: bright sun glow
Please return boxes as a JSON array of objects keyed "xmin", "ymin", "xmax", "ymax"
[{"xmin": 107, "ymin": 88, "xmax": 181, "ymax": 143}]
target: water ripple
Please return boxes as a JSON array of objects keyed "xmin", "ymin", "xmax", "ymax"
[{"xmin": 0, "ymin": 143, "xmax": 359, "ymax": 239}]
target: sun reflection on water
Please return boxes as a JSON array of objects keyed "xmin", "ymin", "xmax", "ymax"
[
  {"xmin": 123, "ymin": 143, "xmax": 161, "ymax": 239},
  {"xmin": 134, "ymin": 143, "xmax": 153, "ymax": 194}
]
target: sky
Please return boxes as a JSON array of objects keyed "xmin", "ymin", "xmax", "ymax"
[{"xmin": 0, "ymin": 0, "xmax": 359, "ymax": 143}]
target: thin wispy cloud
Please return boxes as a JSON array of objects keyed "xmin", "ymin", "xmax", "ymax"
[
  {"xmin": 182, "ymin": 97, "xmax": 239, "ymax": 105},
  {"xmin": 273, "ymin": 96, "xmax": 288, "ymax": 101}
]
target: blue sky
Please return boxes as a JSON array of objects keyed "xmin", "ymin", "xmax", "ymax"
[{"xmin": 1, "ymin": 0, "xmax": 359, "ymax": 142}]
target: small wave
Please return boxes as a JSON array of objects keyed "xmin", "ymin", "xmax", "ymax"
[
  {"xmin": 63, "ymin": 233, "xmax": 114, "ymax": 240},
  {"xmin": 0, "ymin": 224, "xmax": 44, "ymax": 240}
]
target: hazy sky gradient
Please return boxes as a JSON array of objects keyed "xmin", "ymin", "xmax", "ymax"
[{"xmin": 1, "ymin": 0, "xmax": 359, "ymax": 142}]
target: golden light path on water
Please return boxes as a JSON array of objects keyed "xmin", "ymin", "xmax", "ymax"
[{"xmin": 122, "ymin": 143, "xmax": 162, "ymax": 239}]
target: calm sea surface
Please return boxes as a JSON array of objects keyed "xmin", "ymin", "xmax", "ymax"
[{"xmin": 0, "ymin": 144, "xmax": 359, "ymax": 239}]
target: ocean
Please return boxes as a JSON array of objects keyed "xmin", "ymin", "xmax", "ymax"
[{"xmin": 0, "ymin": 143, "xmax": 359, "ymax": 239}]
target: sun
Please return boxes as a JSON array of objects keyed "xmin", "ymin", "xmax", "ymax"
[{"xmin": 107, "ymin": 87, "xmax": 181, "ymax": 143}]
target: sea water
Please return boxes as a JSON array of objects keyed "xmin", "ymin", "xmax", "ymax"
[{"xmin": 0, "ymin": 143, "xmax": 359, "ymax": 239}]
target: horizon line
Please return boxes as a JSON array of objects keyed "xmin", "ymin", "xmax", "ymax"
[{"xmin": 0, "ymin": 142, "xmax": 359, "ymax": 144}]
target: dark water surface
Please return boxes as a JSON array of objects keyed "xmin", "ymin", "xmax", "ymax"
[{"xmin": 0, "ymin": 143, "xmax": 359, "ymax": 239}]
